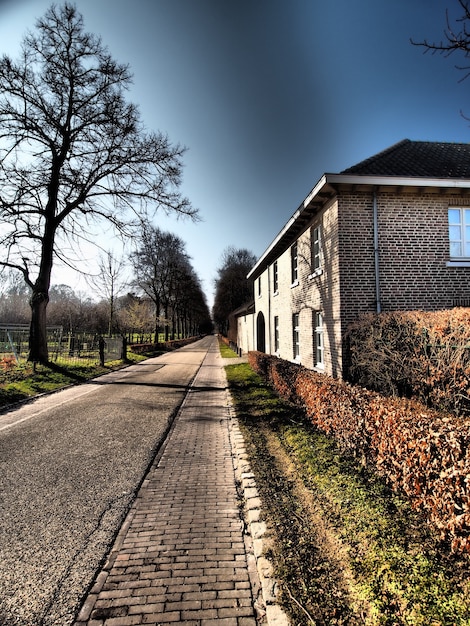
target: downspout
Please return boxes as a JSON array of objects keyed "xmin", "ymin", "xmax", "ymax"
[
  {"xmin": 267, "ymin": 265, "xmax": 272, "ymax": 354},
  {"xmin": 373, "ymin": 188, "xmax": 382, "ymax": 313}
]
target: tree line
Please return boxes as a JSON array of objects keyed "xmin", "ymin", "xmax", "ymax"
[
  {"xmin": 0, "ymin": 224, "xmax": 212, "ymax": 340},
  {"xmin": 0, "ymin": 3, "xmax": 198, "ymax": 362},
  {"xmin": 212, "ymin": 246, "xmax": 257, "ymax": 336},
  {"xmin": 0, "ymin": 2, "xmax": 260, "ymax": 357}
]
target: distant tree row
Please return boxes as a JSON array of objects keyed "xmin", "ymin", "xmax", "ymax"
[
  {"xmin": 132, "ymin": 226, "xmax": 212, "ymax": 340},
  {"xmin": 212, "ymin": 247, "xmax": 256, "ymax": 336},
  {"xmin": 0, "ymin": 225, "xmax": 212, "ymax": 340}
]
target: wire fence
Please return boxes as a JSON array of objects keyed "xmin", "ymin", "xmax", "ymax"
[{"xmin": 0, "ymin": 325, "xmax": 124, "ymax": 366}]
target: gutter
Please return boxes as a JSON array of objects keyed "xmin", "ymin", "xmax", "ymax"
[{"xmin": 322, "ymin": 173, "xmax": 470, "ymax": 190}]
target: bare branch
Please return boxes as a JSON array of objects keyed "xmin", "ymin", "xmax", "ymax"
[{"xmin": 411, "ymin": 1, "xmax": 470, "ymax": 82}]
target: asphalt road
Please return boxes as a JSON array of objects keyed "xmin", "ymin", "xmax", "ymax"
[{"xmin": 0, "ymin": 336, "xmax": 213, "ymax": 626}]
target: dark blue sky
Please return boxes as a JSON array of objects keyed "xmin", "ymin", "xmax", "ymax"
[{"xmin": 1, "ymin": 0, "xmax": 469, "ymax": 305}]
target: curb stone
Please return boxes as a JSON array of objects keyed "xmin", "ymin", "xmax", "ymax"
[{"xmin": 227, "ymin": 393, "xmax": 290, "ymax": 626}]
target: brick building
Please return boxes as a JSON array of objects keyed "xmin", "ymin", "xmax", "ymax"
[{"xmin": 238, "ymin": 140, "xmax": 470, "ymax": 378}]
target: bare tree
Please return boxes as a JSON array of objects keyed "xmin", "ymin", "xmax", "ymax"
[
  {"xmin": 88, "ymin": 251, "xmax": 128, "ymax": 336},
  {"xmin": 132, "ymin": 226, "xmax": 189, "ymax": 340},
  {"xmin": 169, "ymin": 257, "xmax": 210, "ymax": 339},
  {"xmin": 132, "ymin": 225, "xmax": 211, "ymax": 340},
  {"xmin": 412, "ymin": 1, "xmax": 470, "ymax": 81},
  {"xmin": 0, "ymin": 3, "xmax": 197, "ymax": 363}
]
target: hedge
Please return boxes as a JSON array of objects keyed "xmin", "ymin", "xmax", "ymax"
[
  {"xmin": 345, "ymin": 308, "xmax": 470, "ymax": 417},
  {"xmin": 129, "ymin": 336, "xmax": 200, "ymax": 354},
  {"xmin": 248, "ymin": 350, "xmax": 470, "ymax": 554}
]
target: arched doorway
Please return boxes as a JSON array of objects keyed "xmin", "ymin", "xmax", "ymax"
[{"xmin": 256, "ymin": 311, "xmax": 266, "ymax": 352}]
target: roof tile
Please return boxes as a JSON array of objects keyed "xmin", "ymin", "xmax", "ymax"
[{"xmin": 341, "ymin": 139, "xmax": 470, "ymax": 178}]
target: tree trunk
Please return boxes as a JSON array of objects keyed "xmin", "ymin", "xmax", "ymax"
[
  {"xmin": 108, "ymin": 293, "xmax": 114, "ymax": 337},
  {"xmin": 28, "ymin": 289, "xmax": 50, "ymax": 363},
  {"xmin": 164, "ymin": 303, "xmax": 169, "ymax": 341},
  {"xmin": 28, "ymin": 220, "xmax": 55, "ymax": 363},
  {"xmin": 154, "ymin": 295, "xmax": 161, "ymax": 342}
]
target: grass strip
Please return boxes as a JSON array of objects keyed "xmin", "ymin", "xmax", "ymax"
[
  {"xmin": 0, "ymin": 354, "xmax": 146, "ymax": 409},
  {"xmin": 218, "ymin": 339, "xmax": 239, "ymax": 358},
  {"xmin": 225, "ymin": 361, "xmax": 470, "ymax": 626}
]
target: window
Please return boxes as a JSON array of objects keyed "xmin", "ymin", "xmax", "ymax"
[
  {"xmin": 292, "ymin": 313, "xmax": 300, "ymax": 359},
  {"xmin": 449, "ymin": 208, "xmax": 470, "ymax": 258},
  {"xmin": 257, "ymin": 276, "xmax": 262, "ymax": 297},
  {"xmin": 274, "ymin": 316, "xmax": 279, "ymax": 352},
  {"xmin": 291, "ymin": 242, "xmax": 298, "ymax": 284},
  {"xmin": 272, "ymin": 260, "xmax": 278, "ymax": 293},
  {"xmin": 311, "ymin": 225, "xmax": 322, "ymax": 273},
  {"xmin": 314, "ymin": 311, "xmax": 324, "ymax": 368}
]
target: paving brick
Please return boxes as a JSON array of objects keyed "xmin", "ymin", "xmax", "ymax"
[
  {"xmin": 73, "ymin": 340, "xmax": 266, "ymax": 626},
  {"xmin": 128, "ymin": 602, "xmax": 164, "ymax": 615}
]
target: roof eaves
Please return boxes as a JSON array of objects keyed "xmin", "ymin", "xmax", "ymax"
[
  {"xmin": 247, "ymin": 172, "xmax": 470, "ymax": 280},
  {"xmin": 231, "ymin": 300, "xmax": 255, "ymax": 316},
  {"xmin": 247, "ymin": 175, "xmax": 329, "ymax": 280},
  {"xmin": 325, "ymin": 173, "xmax": 470, "ymax": 188}
]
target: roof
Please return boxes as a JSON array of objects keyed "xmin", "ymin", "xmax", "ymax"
[
  {"xmin": 341, "ymin": 139, "xmax": 470, "ymax": 178},
  {"xmin": 230, "ymin": 300, "xmax": 255, "ymax": 317}
]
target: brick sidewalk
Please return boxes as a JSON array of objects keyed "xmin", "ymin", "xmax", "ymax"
[{"xmin": 74, "ymin": 340, "xmax": 268, "ymax": 626}]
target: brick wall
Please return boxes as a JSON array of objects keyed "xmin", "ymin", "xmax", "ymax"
[
  {"xmin": 254, "ymin": 198, "xmax": 343, "ymax": 377},
  {"xmin": 338, "ymin": 189, "xmax": 470, "ymax": 330},
  {"xmin": 337, "ymin": 191, "xmax": 377, "ymax": 332},
  {"xmin": 378, "ymin": 192, "xmax": 470, "ymax": 310}
]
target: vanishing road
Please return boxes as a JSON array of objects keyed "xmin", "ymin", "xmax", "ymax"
[{"xmin": 0, "ymin": 336, "xmax": 212, "ymax": 626}]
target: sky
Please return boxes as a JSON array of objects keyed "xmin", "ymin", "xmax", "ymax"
[{"xmin": 0, "ymin": 0, "xmax": 469, "ymax": 309}]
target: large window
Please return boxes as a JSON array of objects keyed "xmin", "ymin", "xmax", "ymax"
[
  {"xmin": 311, "ymin": 225, "xmax": 322, "ymax": 273},
  {"xmin": 274, "ymin": 315, "xmax": 279, "ymax": 352},
  {"xmin": 291, "ymin": 243, "xmax": 298, "ymax": 284},
  {"xmin": 314, "ymin": 311, "xmax": 324, "ymax": 368},
  {"xmin": 292, "ymin": 313, "xmax": 300, "ymax": 359},
  {"xmin": 449, "ymin": 208, "xmax": 470, "ymax": 258}
]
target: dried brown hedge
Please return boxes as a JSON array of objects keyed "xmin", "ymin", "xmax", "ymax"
[
  {"xmin": 248, "ymin": 350, "xmax": 470, "ymax": 554},
  {"xmin": 345, "ymin": 308, "xmax": 470, "ymax": 417}
]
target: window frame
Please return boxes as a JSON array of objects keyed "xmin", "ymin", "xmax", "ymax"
[
  {"xmin": 310, "ymin": 224, "xmax": 322, "ymax": 276},
  {"xmin": 272, "ymin": 260, "xmax": 279, "ymax": 294},
  {"xmin": 292, "ymin": 313, "xmax": 300, "ymax": 360},
  {"xmin": 448, "ymin": 207, "xmax": 470, "ymax": 260},
  {"xmin": 314, "ymin": 311, "xmax": 324, "ymax": 369},
  {"xmin": 291, "ymin": 242, "xmax": 298, "ymax": 286}
]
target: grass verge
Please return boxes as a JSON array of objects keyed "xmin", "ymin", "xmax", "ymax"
[
  {"xmin": 0, "ymin": 353, "xmax": 146, "ymax": 409},
  {"xmin": 218, "ymin": 340, "xmax": 239, "ymax": 358},
  {"xmin": 225, "ymin": 361, "xmax": 470, "ymax": 626}
]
